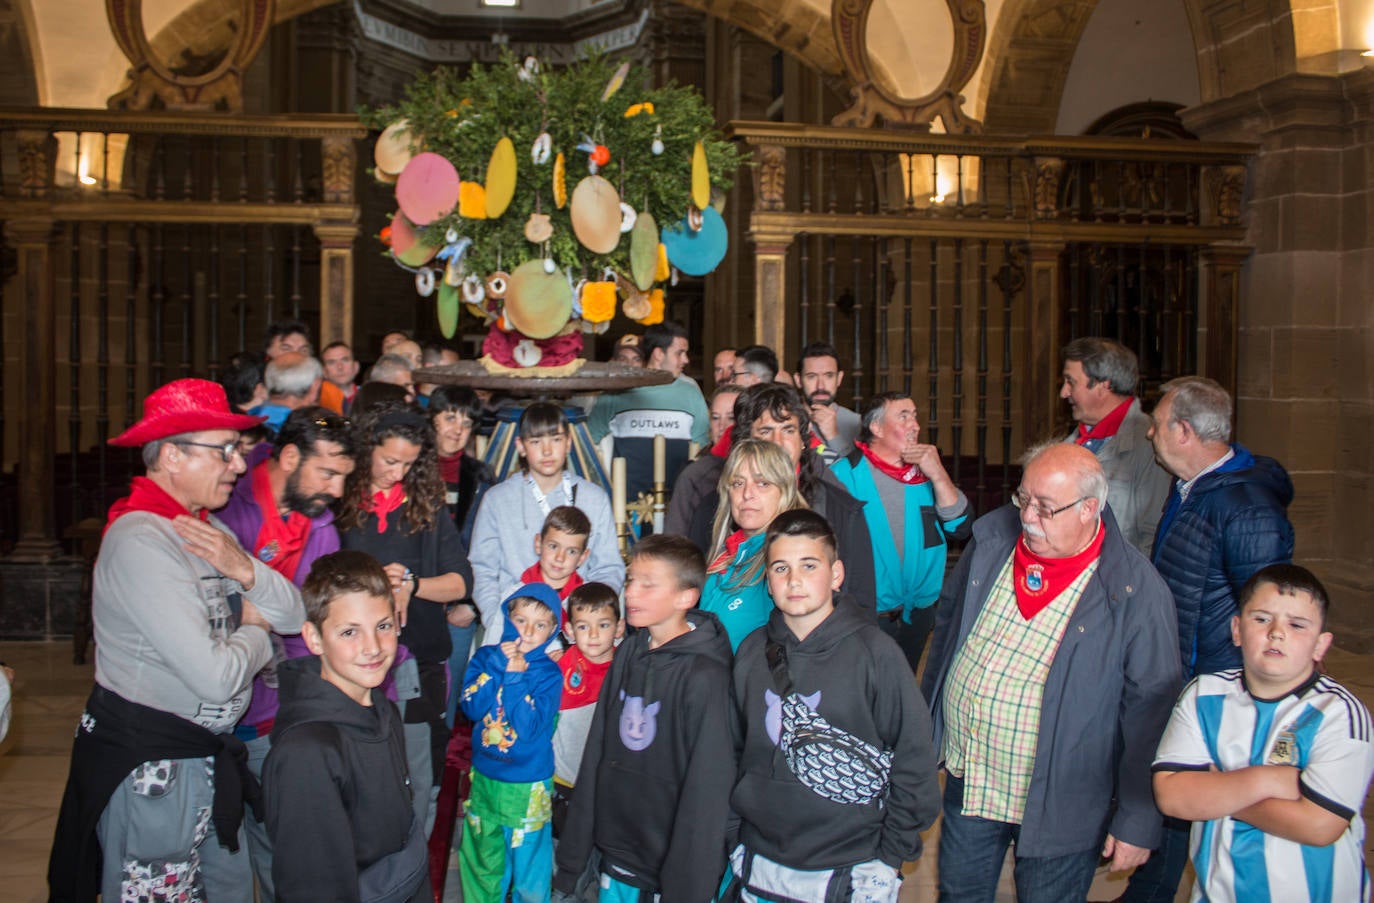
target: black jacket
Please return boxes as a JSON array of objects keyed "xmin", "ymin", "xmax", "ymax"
[
  {"xmin": 554, "ymin": 610, "xmax": 735, "ymax": 901},
  {"xmin": 264, "ymin": 656, "xmax": 427, "ymax": 903},
  {"xmin": 731, "ymin": 598, "xmax": 941, "ymax": 870}
]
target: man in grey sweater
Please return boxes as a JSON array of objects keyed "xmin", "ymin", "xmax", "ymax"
[{"xmin": 58, "ymin": 379, "xmax": 305, "ymax": 903}]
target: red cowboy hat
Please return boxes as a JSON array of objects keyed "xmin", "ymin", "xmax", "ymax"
[{"xmin": 109, "ymin": 378, "xmax": 265, "ymax": 447}]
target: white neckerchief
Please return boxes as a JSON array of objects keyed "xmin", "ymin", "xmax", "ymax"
[{"xmin": 527, "ymin": 471, "xmax": 575, "ymax": 517}]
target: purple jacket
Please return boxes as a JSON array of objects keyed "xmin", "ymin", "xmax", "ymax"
[{"xmin": 217, "ymin": 466, "xmax": 341, "ymax": 732}]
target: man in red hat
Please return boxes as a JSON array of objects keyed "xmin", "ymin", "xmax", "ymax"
[{"xmin": 49, "ymin": 378, "xmax": 307, "ymax": 903}]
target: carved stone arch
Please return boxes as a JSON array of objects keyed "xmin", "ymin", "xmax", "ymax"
[
  {"xmin": 977, "ymin": 0, "xmax": 1328, "ymax": 137},
  {"xmin": 0, "ymin": 0, "xmax": 42, "ymax": 105},
  {"xmin": 672, "ymin": 0, "xmax": 846, "ymax": 77}
]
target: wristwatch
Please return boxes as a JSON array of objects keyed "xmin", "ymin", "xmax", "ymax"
[{"xmin": 409, "ymin": 572, "xmax": 421, "ymax": 596}]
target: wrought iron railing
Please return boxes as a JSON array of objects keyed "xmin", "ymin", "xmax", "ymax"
[
  {"xmin": 0, "ymin": 108, "xmax": 365, "ymax": 558},
  {"xmin": 728, "ymin": 122, "xmax": 1253, "ymax": 516}
]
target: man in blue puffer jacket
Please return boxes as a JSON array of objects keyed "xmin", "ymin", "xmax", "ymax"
[{"xmin": 1118, "ymin": 375, "xmax": 1294, "ymax": 903}]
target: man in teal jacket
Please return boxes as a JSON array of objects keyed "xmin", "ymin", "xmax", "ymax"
[{"xmin": 829, "ymin": 392, "xmax": 970, "ymax": 669}]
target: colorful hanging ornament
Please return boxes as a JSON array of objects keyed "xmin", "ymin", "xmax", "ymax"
[
  {"xmin": 691, "ymin": 141, "xmax": 711, "ymax": 210},
  {"xmin": 553, "ymin": 153, "xmax": 568, "ymax": 209},
  {"xmin": 531, "ymin": 132, "xmax": 552, "ymax": 165},
  {"xmin": 415, "ymin": 269, "xmax": 436, "ymax": 297},
  {"xmin": 601, "ymin": 61, "xmax": 631, "ymax": 102},
  {"xmin": 525, "ymin": 212, "xmax": 553, "ymax": 244},
  {"xmin": 651, "ymin": 124, "xmax": 664, "ymax": 156},
  {"xmin": 485, "ymin": 138, "xmax": 518, "ymax": 219}
]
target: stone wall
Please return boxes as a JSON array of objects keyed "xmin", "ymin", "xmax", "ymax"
[{"xmin": 1183, "ymin": 70, "xmax": 1374, "ymax": 640}]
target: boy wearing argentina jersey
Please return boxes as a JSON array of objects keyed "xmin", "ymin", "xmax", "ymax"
[{"xmin": 1153, "ymin": 564, "xmax": 1374, "ymax": 903}]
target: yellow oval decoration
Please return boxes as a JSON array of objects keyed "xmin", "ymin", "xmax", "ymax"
[
  {"xmin": 553, "ymin": 153, "xmax": 568, "ymax": 209},
  {"xmin": 691, "ymin": 141, "xmax": 710, "ymax": 210},
  {"xmin": 654, "ymin": 242, "xmax": 671, "ymax": 282},
  {"xmin": 485, "ymin": 137, "xmax": 517, "ymax": 218},
  {"xmin": 569, "ymin": 175, "xmax": 622, "ymax": 255},
  {"xmin": 459, "ymin": 182, "xmax": 487, "ymax": 219}
]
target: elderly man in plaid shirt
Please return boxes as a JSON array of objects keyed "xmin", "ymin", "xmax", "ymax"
[{"xmin": 921, "ymin": 442, "xmax": 1182, "ymax": 903}]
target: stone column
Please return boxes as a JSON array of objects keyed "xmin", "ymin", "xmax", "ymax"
[
  {"xmin": 751, "ymin": 229, "xmax": 793, "ymax": 357},
  {"xmin": 5, "ymin": 217, "xmax": 61, "ymax": 561},
  {"xmin": 314, "ymin": 222, "xmax": 358, "ymax": 348},
  {"xmin": 1023, "ymin": 241, "xmax": 1066, "ymax": 443}
]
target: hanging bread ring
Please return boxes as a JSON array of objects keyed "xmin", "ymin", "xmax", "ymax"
[
  {"xmin": 687, "ymin": 205, "xmax": 704, "ymax": 232},
  {"xmin": 486, "ymin": 271, "xmax": 510, "ymax": 299},
  {"xmin": 415, "ymin": 269, "xmax": 436, "ymax": 297},
  {"xmin": 445, "ymin": 227, "xmax": 459, "ymax": 244},
  {"xmin": 619, "ymin": 202, "xmax": 637, "ymax": 233},
  {"xmin": 531, "ymin": 132, "xmax": 552, "ymax": 165},
  {"xmin": 462, "ymin": 274, "xmax": 486, "ymax": 303}
]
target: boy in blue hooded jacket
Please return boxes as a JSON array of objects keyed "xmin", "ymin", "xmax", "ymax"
[{"xmin": 459, "ymin": 583, "xmax": 564, "ymax": 903}]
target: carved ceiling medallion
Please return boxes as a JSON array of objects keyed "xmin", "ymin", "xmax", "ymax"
[
  {"xmin": 831, "ymin": 0, "xmax": 984, "ymax": 133},
  {"xmin": 106, "ymin": 0, "xmax": 275, "ymax": 111}
]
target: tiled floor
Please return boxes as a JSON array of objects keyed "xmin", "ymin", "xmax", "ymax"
[{"xmin": 6, "ymin": 639, "xmax": 1374, "ymax": 902}]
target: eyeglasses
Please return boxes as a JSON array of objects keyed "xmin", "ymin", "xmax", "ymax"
[
  {"xmin": 1011, "ymin": 491, "xmax": 1086, "ymax": 520},
  {"xmin": 176, "ymin": 440, "xmax": 243, "ymax": 463}
]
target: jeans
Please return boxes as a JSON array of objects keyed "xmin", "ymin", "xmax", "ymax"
[
  {"xmin": 936, "ymin": 775, "xmax": 1100, "ymax": 903},
  {"xmin": 876, "ymin": 603, "xmax": 938, "ymax": 672},
  {"xmin": 1119, "ymin": 817, "xmax": 1191, "ymax": 903},
  {"xmin": 242, "ymin": 734, "xmax": 276, "ymax": 902},
  {"xmin": 445, "ymin": 621, "xmax": 478, "ymax": 728}
]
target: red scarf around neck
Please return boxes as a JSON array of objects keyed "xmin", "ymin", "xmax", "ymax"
[
  {"xmin": 250, "ymin": 464, "xmax": 312, "ymax": 582},
  {"xmin": 855, "ymin": 440, "xmax": 928, "ymax": 485},
  {"xmin": 104, "ymin": 476, "xmax": 207, "ymax": 536},
  {"xmin": 520, "ymin": 562, "xmax": 584, "ymax": 627},
  {"xmin": 559, "ymin": 646, "xmax": 613, "ymax": 711},
  {"xmin": 708, "ymin": 528, "xmax": 750, "ymax": 574},
  {"xmin": 1075, "ymin": 397, "xmax": 1134, "ymax": 446},
  {"xmin": 366, "ymin": 483, "xmax": 407, "ymax": 533},
  {"xmin": 1012, "ymin": 522, "xmax": 1105, "ymax": 619}
]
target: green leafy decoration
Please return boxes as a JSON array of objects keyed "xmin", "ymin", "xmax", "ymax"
[{"xmin": 361, "ymin": 52, "xmax": 742, "ymax": 284}]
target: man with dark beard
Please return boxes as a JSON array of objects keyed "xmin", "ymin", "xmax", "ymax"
[
  {"xmin": 793, "ymin": 341, "xmax": 860, "ymax": 464},
  {"xmin": 216, "ymin": 405, "xmax": 356, "ymax": 902}
]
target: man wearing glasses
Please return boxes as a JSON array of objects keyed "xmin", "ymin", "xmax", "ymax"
[
  {"xmin": 921, "ymin": 442, "xmax": 1181, "ymax": 903},
  {"xmin": 49, "ymin": 379, "xmax": 305, "ymax": 903},
  {"xmin": 216, "ymin": 406, "xmax": 356, "ymax": 900}
]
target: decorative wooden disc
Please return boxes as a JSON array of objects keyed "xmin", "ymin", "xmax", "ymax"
[
  {"xmin": 396, "ymin": 152, "xmax": 459, "ymax": 226},
  {"xmin": 569, "ymin": 175, "xmax": 622, "ymax": 255},
  {"xmin": 375, "ymin": 119, "xmax": 418, "ymax": 175},
  {"xmin": 505, "ymin": 259, "xmax": 573, "ymax": 339}
]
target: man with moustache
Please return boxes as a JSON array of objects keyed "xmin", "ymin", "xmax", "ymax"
[
  {"xmin": 793, "ymin": 341, "xmax": 860, "ymax": 464},
  {"xmin": 49, "ymin": 379, "xmax": 305, "ymax": 903},
  {"xmin": 922, "ymin": 442, "xmax": 1180, "ymax": 903},
  {"xmin": 216, "ymin": 406, "xmax": 356, "ymax": 901}
]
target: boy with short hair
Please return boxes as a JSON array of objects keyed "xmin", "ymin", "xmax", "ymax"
[
  {"xmin": 553, "ymin": 535, "xmax": 735, "ymax": 902},
  {"xmin": 551, "ymin": 582, "xmax": 624, "ymax": 837},
  {"xmin": 726, "ymin": 509, "xmax": 940, "ymax": 901},
  {"xmin": 1153, "ymin": 563, "xmax": 1374, "ymax": 903},
  {"xmin": 522, "ymin": 505, "xmax": 593, "ymax": 628},
  {"xmin": 470, "ymin": 403, "xmax": 624, "ymax": 644},
  {"xmin": 263, "ymin": 549, "xmax": 430, "ymax": 903},
  {"xmin": 458, "ymin": 583, "xmax": 565, "ymax": 903}
]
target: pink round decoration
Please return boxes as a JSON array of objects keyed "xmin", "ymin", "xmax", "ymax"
[{"xmin": 395, "ymin": 152, "xmax": 460, "ymax": 226}]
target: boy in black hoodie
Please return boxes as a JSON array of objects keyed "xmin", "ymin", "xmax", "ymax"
[
  {"xmin": 263, "ymin": 550, "xmax": 429, "ymax": 903},
  {"xmin": 725, "ymin": 510, "xmax": 940, "ymax": 902},
  {"xmin": 552, "ymin": 535, "xmax": 735, "ymax": 902}
]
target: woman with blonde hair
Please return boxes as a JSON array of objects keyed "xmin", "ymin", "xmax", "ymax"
[{"xmin": 700, "ymin": 438, "xmax": 808, "ymax": 651}]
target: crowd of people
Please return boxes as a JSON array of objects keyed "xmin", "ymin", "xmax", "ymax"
[{"xmin": 43, "ymin": 320, "xmax": 1372, "ymax": 903}]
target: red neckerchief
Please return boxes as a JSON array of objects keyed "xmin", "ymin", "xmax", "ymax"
[
  {"xmin": 520, "ymin": 562, "xmax": 584, "ymax": 627},
  {"xmin": 438, "ymin": 452, "xmax": 462, "ymax": 484},
  {"xmin": 559, "ymin": 645, "xmax": 613, "ymax": 711},
  {"xmin": 1075, "ymin": 397, "xmax": 1133, "ymax": 446},
  {"xmin": 855, "ymin": 440, "xmax": 928, "ymax": 485},
  {"xmin": 366, "ymin": 483, "xmax": 407, "ymax": 533},
  {"xmin": 1013, "ymin": 522, "xmax": 1105, "ymax": 619},
  {"xmin": 710, "ymin": 425, "xmax": 733, "ymax": 458},
  {"xmin": 708, "ymin": 529, "xmax": 749, "ymax": 574},
  {"xmin": 104, "ymin": 476, "xmax": 208, "ymax": 536},
  {"xmin": 249, "ymin": 464, "xmax": 312, "ymax": 582}
]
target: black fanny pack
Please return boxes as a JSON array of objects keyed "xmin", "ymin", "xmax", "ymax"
[{"xmin": 766, "ymin": 641, "xmax": 893, "ymax": 806}]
